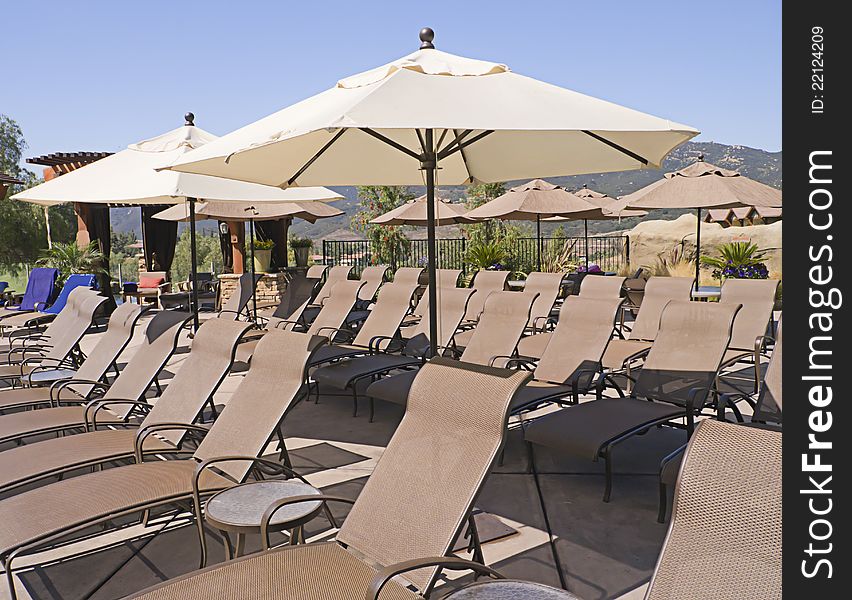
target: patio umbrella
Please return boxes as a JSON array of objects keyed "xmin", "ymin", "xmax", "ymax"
[
  {"xmin": 465, "ymin": 179, "xmax": 604, "ymax": 270},
  {"xmin": 370, "ymin": 194, "xmax": 472, "ymax": 226},
  {"xmin": 544, "ymin": 185, "xmax": 648, "ymax": 270},
  {"xmin": 163, "ymin": 29, "xmax": 698, "ymax": 354},
  {"xmin": 12, "ymin": 114, "xmax": 341, "ymax": 329},
  {"xmin": 621, "ymin": 157, "xmax": 782, "ymax": 286},
  {"xmin": 154, "ymin": 200, "xmax": 343, "ymax": 319}
]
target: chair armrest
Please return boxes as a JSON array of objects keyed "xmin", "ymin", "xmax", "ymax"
[
  {"xmin": 84, "ymin": 398, "xmax": 152, "ymax": 430},
  {"xmin": 367, "ymin": 557, "xmax": 505, "ymax": 600},
  {"xmin": 261, "ymin": 494, "xmax": 356, "ymax": 549},
  {"xmin": 51, "ymin": 378, "xmax": 108, "ymax": 405},
  {"xmin": 489, "ymin": 354, "xmax": 526, "ymax": 369},
  {"xmin": 134, "ymin": 422, "xmax": 210, "ymax": 462},
  {"xmin": 368, "ymin": 335, "xmax": 402, "ymax": 354},
  {"xmin": 315, "ymin": 326, "xmax": 353, "ymax": 342},
  {"xmin": 25, "ymin": 362, "xmax": 75, "ymax": 386},
  {"xmin": 684, "ymin": 387, "xmax": 712, "ymax": 435},
  {"xmin": 273, "ymin": 319, "xmax": 302, "ymax": 331}
]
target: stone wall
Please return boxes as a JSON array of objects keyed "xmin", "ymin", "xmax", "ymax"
[{"xmin": 218, "ymin": 272, "xmax": 290, "ymax": 308}]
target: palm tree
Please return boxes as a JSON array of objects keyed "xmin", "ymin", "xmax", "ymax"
[{"xmin": 37, "ymin": 241, "xmax": 106, "ymax": 282}]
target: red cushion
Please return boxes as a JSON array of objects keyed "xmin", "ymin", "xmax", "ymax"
[{"xmin": 138, "ymin": 276, "xmax": 165, "ymax": 289}]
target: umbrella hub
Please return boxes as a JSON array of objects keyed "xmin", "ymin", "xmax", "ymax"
[{"xmin": 419, "ymin": 27, "xmax": 435, "ymax": 49}]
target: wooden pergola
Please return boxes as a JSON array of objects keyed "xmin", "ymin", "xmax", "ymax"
[{"xmin": 0, "ymin": 173, "xmax": 24, "ymax": 199}]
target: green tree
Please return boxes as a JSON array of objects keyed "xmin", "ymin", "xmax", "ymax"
[
  {"xmin": 351, "ymin": 186, "xmax": 414, "ymax": 266},
  {"xmin": 1, "ymin": 115, "xmax": 77, "ymax": 271},
  {"xmin": 171, "ymin": 230, "xmax": 224, "ymax": 282}
]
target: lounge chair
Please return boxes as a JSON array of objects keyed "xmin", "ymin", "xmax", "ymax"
[
  {"xmin": 0, "ymin": 273, "xmax": 97, "ymax": 338},
  {"xmin": 392, "ymin": 266, "xmax": 424, "ymax": 286},
  {"xmin": 301, "ymin": 265, "xmax": 354, "ymax": 323},
  {"xmin": 311, "ymin": 287, "xmax": 475, "ymax": 419},
  {"xmin": 402, "ymin": 268, "xmax": 464, "ymax": 327},
  {"xmin": 431, "ymin": 420, "xmax": 780, "ymax": 600},
  {"xmin": 124, "ymin": 359, "xmax": 532, "ymax": 600},
  {"xmin": 202, "ymin": 272, "xmax": 262, "ymax": 321},
  {"xmin": 658, "ymin": 317, "xmax": 783, "ymax": 522},
  {"xmin": 716, "ymin": 278, "xmax": 779, "ymax": 390},
  {"xmin": 460, "ymin": 270, "xmax": 510, "ymax": 325},
  {"xmin": 0, "ymin": 310, "xmax": 191, "ymax": 447},
  {"xmin": 158, "ymin": 273, "xmax": 217, "ymax": 311},
  {"xmin": 507, "ymin": 296, "xmax": 624, "ymax": 414},
  {"xmin": 516, "ymin": 274, "xmax": 632, "ymax": 360},
  {"xmin": 254, "ymin": 271, "xmax": 324, "ymax": 328},
  {"xmin": 0, "ymin": 290, "xmax": 107, "ymax": 387},
  {"xmin": 363, "ymin": 290, "xmax": 538, "ymax": 410},
  {"xmin": 0, "ymin": 302, "xmax": 147, "ymax": 414},
  {"xmin": 0, "ymin": 328, "xmax": 329, "ymax": 599},
  {"xmin": 0, "ymin": 317, "xmax": 252, "ymax": 495},
  {"xmin": 355, "ymin": 265, "xmax": 390, "ymax": 306},
  {"xmin": 0, "ymin": 268, "xmax": 59, "ymax": 321},
  {"xmin": 525, "ymin": 300, "xmax": 740, "ymax": 502}
]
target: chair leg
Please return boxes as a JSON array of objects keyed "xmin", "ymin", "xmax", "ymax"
[
  {"xmin": 657, "ymin": 482, "xmax": 668, "ymax": 523},
  {"xmin": 369, "ymin": 397, "xmax": 375, "ymax": 423},
  {"xmin": 603, "ymin": 446, "xmax": 613, "ymax": 503},
  {"xmin": 193, "ymin": 495, "xmax": 209, "ymax": 568},
  {"xmin": 351, "ymin": 387, "xmax": 359, "ymax": 417}
]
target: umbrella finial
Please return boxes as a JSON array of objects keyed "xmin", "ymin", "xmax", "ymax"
[
  {"xmin": 697, "ymin": 153, "xmax": 704, "ymax": 162},
  {"xmin": 419, "ymin": 27, "xmax": 435, "ymax": 49},
  {"xmin": 184, "ymin": 112, "xmax": 195, "ymax": 126}
]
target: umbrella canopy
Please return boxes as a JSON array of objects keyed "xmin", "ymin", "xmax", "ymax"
[
  {"xmin": 162, "ymin": 29, "xmax": 698, "ymax": 354},
  {"xmin": 620, "ymin": 159, "xmax": 782, "ymax": 210},
  {"xmin": 11, "ymin": 118, "xmax": 343, "ymax": 207},
  {"xmin": 153, "ymin": 199, "xmax": 343, "ymax": 223},
  {"xmin": 621, "ymin": 158, "xmax": 782, "ymax": 286},
  {"xmin": 370, "ymin": 194, "xmax": 471, "ymax": 226},
  {"xmin": 572, "ymin": 185, "xmax": 648, "ymax": 218},
  {"xmin": 465, "ymin": 179, "xmax": 604, "ymax": 221}
]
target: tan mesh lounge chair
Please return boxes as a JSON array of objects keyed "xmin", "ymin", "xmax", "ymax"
[
  {"xmin": 507, "ymin": 296, "xmax": 624, "ymax": 414},
  {"xmin": 126, "ymin": 359, "xmax": 532, "ymax": 600},
  {"xmin": 0, "ymin": 291, "xmax": 107, "ymax": 387},
  {"xmin": 0, "ymin": 311, "xmax": 191, "ymax": 447},
  {"xmin": 311, "ymin": 287, "xmax": 475, "ymax": 419},
  {"xmin": 0, "ymin": 287, "xmax": 98, "ymax": 360},
  {"xmin": 301, "ymin": 265, "xmax": 354, "ymax": 323},
  {"xmin": 525, "ymin": 300, "xmax": 740, "ymax": 502},
  {"xmin": 433, "ymin": 419, "xmax": 781, "ymax": 600},
  {"xmin": 235, "ymin": 280, "xmax": 367, "ymax": 363},
  {"xmin": 364, "ymin": 290, "xmax": 538, "ymax": 409},
  {"xmin": 461, "ymin": 270, "xmax": 510, "ymax": 323},
  {"xmin": 0, "ymin": 328, "xmax": 327, "ymax": 599},
  {"xmin": 203, "ymin": 273, "xmax": 261, "ymax": 321},
  {"xmin": 402, "ymin": 269, "xmax": 463, "ymax": 328},
  {"xmin": 0, "ymin": 302, "xmax": 147, "ymax": 414},
  {"xmin": 392, "ymin": 267, "xmax": 424, "ymax": 286},
  {"xmin": 357, "ymin": 265, "xmax": 390, "ymax": 303},
  {"xmin": 716, "ymin": 278, "xmax": 779, "ymax": 389},
  {"xmin": 0, "ymin": 318, "xmax": 252, "ymax": 494}
]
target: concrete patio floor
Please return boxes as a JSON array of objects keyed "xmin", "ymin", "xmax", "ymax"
[{"xmin": 0, "ymin": 312, "xmax": 762, "ymax": 600}]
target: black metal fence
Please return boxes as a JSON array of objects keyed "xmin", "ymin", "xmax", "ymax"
[{"xmin": 322, "ymin": 235, "xmax": 628, "ymax": 277}]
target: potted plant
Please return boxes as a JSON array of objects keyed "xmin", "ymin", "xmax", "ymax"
[
  {"xmin": 700, "ymin": 242, "xmax": 770, "ymax": 280},
  {"xmin": 252, "ymin": 239, "xmax": 275, "ymax": 273},
  {"xmin": 289, "ymin": 236, "xmax": 313, "ymax": 268}
]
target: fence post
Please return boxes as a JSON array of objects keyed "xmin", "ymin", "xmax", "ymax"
[
  {"xmin": 322, "ymin": 240, "xmax": 328, "ymax": 266},
  {"xmin": 624, "ymin": 235, "xmax": 630, "ymax": 267},
  {"xmin": 461, "ymin": 237, "xmax": 467, "ymax": 275}
]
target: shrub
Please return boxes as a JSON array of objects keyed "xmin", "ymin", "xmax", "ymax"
[
  {"xmin": 36, "ymin": 241, "xmax": 106, "ymax": 282},
  {"xmin": 288, "ymin": 236, "xmax": 312, "ymax": 249},
  {"xmin": 700, "ymin": 242, "xmax": 769, "ymax": 280}
]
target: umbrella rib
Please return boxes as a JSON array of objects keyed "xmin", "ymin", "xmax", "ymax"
[
  {"xmin": 451, "ymin": 129, "xmax": 475, "ymax": 184},
  {"xmin": 435, "ymin": 128, "xmax": 450, "ymax": 154},
  {"xmin": 581, "ymin": 131, "xmax": 649, "ymax": 165},
  {"xmin": 286, "ymin": 128, "xmax": 347, "ymax": 186},
  {"xmin": 415, "ymin": 129, "xmax": 427, "ymax": 154},
  {"xmin": 437, "ymin": 130, "xmax": 494, "ymax": 161},
  {"xmin": 436, "ymin": 129, "xmax": 473, "ymax": 157},
  {"xmin": 359, "ymin": 128, "xmax": 422, "ymax": 161}
]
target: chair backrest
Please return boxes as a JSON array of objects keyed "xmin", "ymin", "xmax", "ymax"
[
  {"xmin": 32, "ymin": 286, "xmax": 93, "ymax": 349},
  {"xmin": 623, "ymin": 277, "xmax": 647, "ymax": 308},
  {"xmin": 579, "ymin": 275, "xmax": 626, "ymax": 300},
  {"xmin": 629, "ymin": 277, "xmax": 694, "ymax": 341},
  {"xmin": 43, "ymin": 291, "xmax": 108, "ymax": 361},
  {"xmin": 305, "ymin": 280, "xmax": 366, "ymax": 337},
  {"xmin": 338, "ymin": 358, "xmax": 532, "ymax": 591},
  {"xmin": 534, "ymin": 296, "xmax": 623, "ymax": 384},
  {"xmin": 753, "ymin": 317, "xmax": 782, "ymax": 424},
  {"xmin": 304, "ymin": 264, "xmax": 328, "ymax": 280},
  {"xmin": 392, "ymin": 267, "xmax": 423, "ymax": 286},
  {"xmin": 408, "ymin": 288, "xmax": 476, "ymax": 348},
  {"xmin": 101, "ymin": 311, "xmax": 192, "ymax": 416},
  {"xmin": 192, "ymin": 329, "xmax": 327, "ymax": 481},
  {"xmin": 73, "ymin": 302, "xmax": 148, "ymax": 387},
  {"xmin": 634, "ymin": 301, "xmax": 740, "ymax": 406},
  {"xmin": 351, "ymin": 282, "xmax": 419, "ymax": 348},
  {"xmin": 141, "ymin": 319, "xmax": 253, "ymax": 446},
  {"xmin": 464, "ymin": 270, "xmax": 510, "ymax": 321},
  {"xmin": 16, "ymin": 267, "xmax": 59, "ymax": 311},
  {"xmin": 437, "ymin": 269, "xmax": 462, "ymax": 289},
  {"xmin": 40, "ymin": 274, "xmax": 97, "ymax": 314},
  {"xmin": 646, "ymin": 420, "xmax": 781, "ymax": 600},
  {"xmin": 220, "ymin": 273, "xmax": 261, "ymax": 317},
  {"xmin": 271, "ymin": 273, "xmax": 318, "ymax": 320},
  {"xmin": 719, "ymin": 278, "xmax": 779, "ymax": 351},
  {"xmin": 522, "ymin": 272, "xmax": 565, "ymax": 327},
  {"xmin": 461, "ymin": 291, "xmax": 538, "ymax": 365},
  {"xmin": 313, "ymin": 265, "xmax": 353, "ymax": 304},
  {"xmin": 357, "ymin": 265, "xmax": 389, "ymax": 301},
  {"xmin": 139, "ymin": 271, "xmax": 168, "ymax": 287}
]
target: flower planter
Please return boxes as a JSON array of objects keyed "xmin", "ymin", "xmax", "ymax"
[
  {"xmin": 253, "ymin": 249, "xmax": 272, "ymax": 273},
  {"xmin": 294, "ymin": 247, "xmax": 311, "ymax": 268}
]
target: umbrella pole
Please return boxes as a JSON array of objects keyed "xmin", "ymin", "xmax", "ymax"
[
  {"xmin": 694, "ymin": 208, "xmax": 701, "ymax": 293},
  {"xmin": 536, "ymin": 215, "xmax": 542, "ymax": 272},
  {"xmin": 423, "ymin": 129, "xmax": 439, "ymax": 357},
  {"xmin": 249, "ymin": 219, "xmax": 258, "ymax": 322},
  {"xmin": 584, "ymin": 219, "xmax": 589, "ymax": 272},
  {"xmin": 188, "ymin": 197, "xmax": 200, "ymax": 332}
]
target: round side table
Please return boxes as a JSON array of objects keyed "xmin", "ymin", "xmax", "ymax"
[
  {"xmin": 444, "ymin": 580, "xmax": 582, "ymax": 599},
  {"xmin": 204, "ymin": 480, "xmax": 324, "ymax": 560}
]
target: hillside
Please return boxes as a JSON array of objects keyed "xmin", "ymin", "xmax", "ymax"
[{"xmin": 109, "ymin": 141, "xmax": 781, "ymax": 240}]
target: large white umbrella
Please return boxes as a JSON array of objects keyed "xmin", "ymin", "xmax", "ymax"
[
  {"xmin": 163, "ymin": 29, "xmax": 698, "ymax": 353},
  {"xmin": 13, "ymin": 114, "xmax": 341, "ymax": 328}
]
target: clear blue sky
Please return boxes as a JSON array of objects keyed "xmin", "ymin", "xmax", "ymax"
[{"xmin": 5, "ymin": 0, "xmax": 781, "ymax": 171}]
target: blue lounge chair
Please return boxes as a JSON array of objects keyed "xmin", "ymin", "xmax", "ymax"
[
  {"xmin": 0, "ymin": 268, "xmax": 59, "ymax": 320},
  {"xmin": 0, "ymin": 273, "xmax": 96, "ymax": 339}
]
